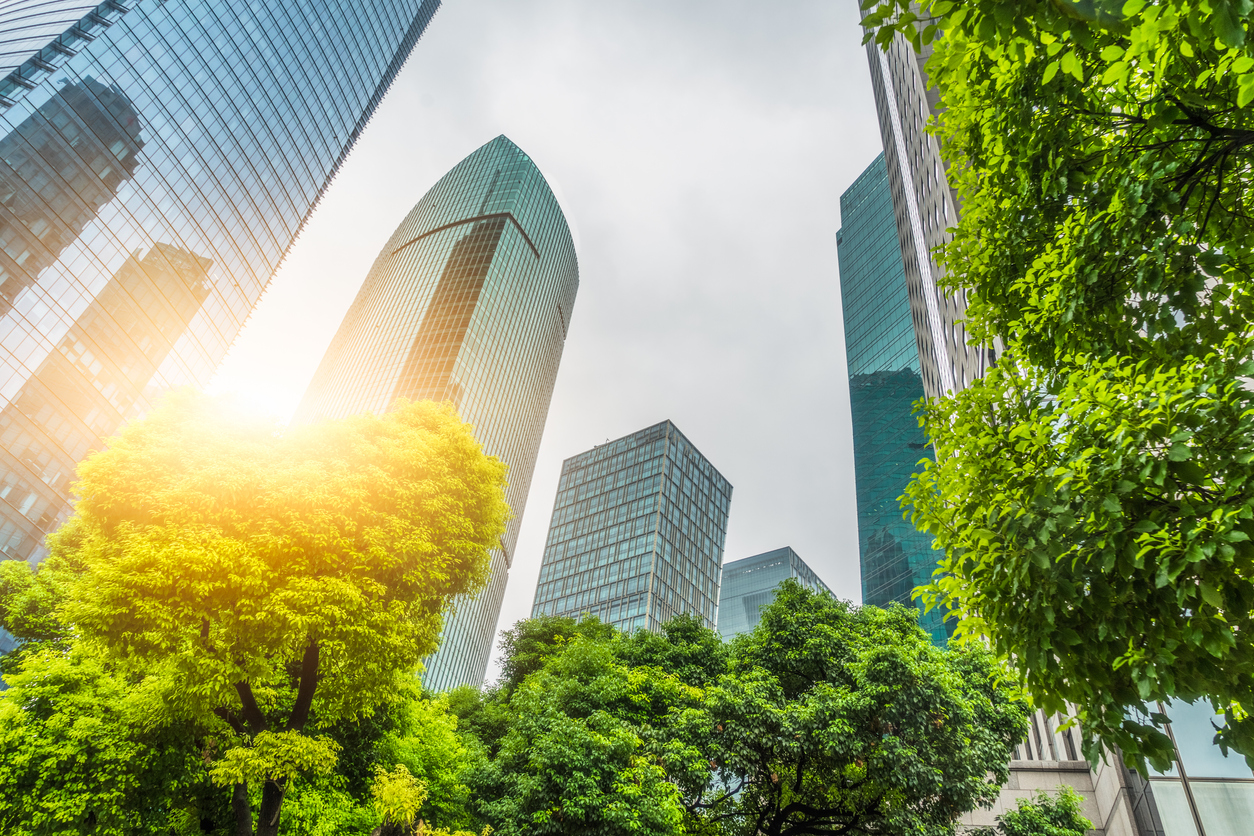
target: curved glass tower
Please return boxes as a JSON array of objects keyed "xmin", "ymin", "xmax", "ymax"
[
  {"xmin": 294, "ymin": 136, "xmax": 579, "ymax": 691},
  {"xmin": 0, "ymin": 0, "xmax": 443, "ymax": 566}
]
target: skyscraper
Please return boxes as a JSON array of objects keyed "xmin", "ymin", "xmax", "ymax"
[
  {"xmin": 836, "ymin": 154, "xmax": 944, "ymax": 643},
  {"xmin": 294, "ymin": 136, "xmax": 579, "ymax": 692},
  {"xmin": 0, "ymin": 0, "xmax": 443, "ymax": 563},
  {"xmin": 716, "ymin": 546, "xmax": 829, "ymax": 640},
  {"xmin": 531, "ymin": 420, "xmax": 732, "ymax": 633},
  {"xmin": 862, "ymin": 27, "xmax": 990, "ymax": 400},
  {"xmin": 0, "ymin": 243, "xmax": 210, "ymax": 556}
]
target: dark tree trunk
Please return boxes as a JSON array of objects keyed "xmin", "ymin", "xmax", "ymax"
[
  {"xmin": 255, "ymin": 779, "xmax": 287, "ymax": 836},
  {"xmin": 231, "ymin": 780, "xmax": 251, "ymax": 836},
  {"xmin": 253, "ymin": 639, "xmax": 320, "ymax": 836}
]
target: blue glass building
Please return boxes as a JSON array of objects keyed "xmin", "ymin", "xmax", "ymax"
[
  {"xmin": 837, "ymin": 154, "xmax": 946, "ymax": 643},
  {"xmin": 532, "ymin": 420, "xmax": 732, "ymax": 633},
  {"xmin": 295, "ymin": 136, "xmax": 579, "ymax": 692},
  {"xmin": 0, "ymin": 0, "xmax": 442, "ymax": 565},
  {"xmin": 716, "ymin": 546, "xmax": 830, "ymax": 640}
]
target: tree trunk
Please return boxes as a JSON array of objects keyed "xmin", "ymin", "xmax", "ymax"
[
  {"xmin": 231, "ymin": 781, "xmax": 251, "ymax": 836},
  {"xmin": 254, "ymin": 779, "xmax": 287, "ymax": 836}
]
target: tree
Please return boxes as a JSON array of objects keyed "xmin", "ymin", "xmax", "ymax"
[
  {"xmin": 675, "ymin": 582, "xmax": 1029, "ymax": 836},
  {"xmin": 50, "ymin": 391, "xmax": 509, "ymax": 836},
  {"xmin": 971, "ymin": 787, "xmax": 1092, "ymax": 836},
  {"xmin": 859, "ymin": 0, "xmax": 1254, "ymax": 767},
  {"xmin": 466, "ymin": 589, "xmax": 1027, "ymax": 836},
  {"xmin": 465, "ymin": 637, "xmax": 688, "ymax": 836},
  {"xmin": 0, "ymin": 646, "xmax": 205, "ymax": 835}
]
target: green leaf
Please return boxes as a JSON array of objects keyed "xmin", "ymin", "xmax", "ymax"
[
  {"xmin": 1214, "ymin": 0, "xmax": 1250, "ymax": 47},
  {"xmin": 1168, "ymin": 443, "xmax": 1192, "ymax": 461},
  {"xmin": 1043, "ymin": 60, "xmax": 1061, "ymax": 82},
  {"xmin": 1239, "ymin": 75, "xmax": 1254, "ymax": 108},
  {"xmin": 1122, "ymin": 0, "xmax": 1147, "ymax": 15},
  {"xmin": 1201, "ymin": 584, "xmax": 1224, "ymax": 609},
  {"xmin": 1101, "ymin": 44, "xmax": 1126, "ymax": 61}
]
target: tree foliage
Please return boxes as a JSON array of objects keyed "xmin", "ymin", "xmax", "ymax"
[
  {"xmin": 860, "ymin": 0, "xmax": 1254, "ymax": 768},
  {"xmin": 970, "ymin": 787, "xmax": 1092, "ymax": 836},
  {"xmin": 37, "ymin": 390, "xmax": 507, "ymax": 835},
  {"xmin": 462, "ymin": 583, "xmax": 1028, "ymax": 836}
]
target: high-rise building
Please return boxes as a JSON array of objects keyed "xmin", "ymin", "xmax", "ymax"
[
  {"xmin": 0, "ymin": 0, "xmax": 444, "ymax": 564},
  {"xmin": 531, "ymin": 420, "xmax": 732, "ymax": 633},
  {"xmin": 836, "ymin": 154, "xmax": 944, "ymax": 643},
  {"xmin": 716, "ymin": 546, "xmax": 829, "ymax": 640},
  {"xmin": 862, "ymin": 28, "xmax": 991, "ymax": 400},
  {"xmin": 294, "ymin": 136, "xmax": 579, "ymax": 692},
  {"xmin": 0, "ymin": 243, "xmax": 210, "ymax": 549}
]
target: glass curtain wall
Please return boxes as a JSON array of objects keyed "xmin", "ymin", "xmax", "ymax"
[
  {"xmin": 0, "ymin": 0, "xmax": 442, "ymax": 567},
  {"xmin": 532, "ymin": 420, "xmax": 732, "ymax": 633},
  {"xmin": 837, "ymin": 153, "xmax": 947, "ymax": 643},
  {"xmin": 294, "ymin": 136, "xmax": 579, "ymax": 692},
  {"xmin": 1149, "ymin": 701, "xmax": 1254, "ymax": 836}
]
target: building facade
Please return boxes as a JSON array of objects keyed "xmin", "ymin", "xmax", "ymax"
[
  {"xmin": 531, "ymin": 420, "xmax": 732, "ymax": 633},
  {"xmin": 716, "ymin": 546, "xmax": 829, "ymax": 640},
  {"xmin": 0, "ymin": 0, "xmax": 444, "ymax": 564},
  {"xmin": 861, "ymin": 26, "xmax": 991, "ymax": 400},
  {"xmin": 837, "ymin": 154, "xmax": 945, "ymax": 643},
  {"xmin": 294, "ymin": 136, "xmax": 579, "ymax": 692}
]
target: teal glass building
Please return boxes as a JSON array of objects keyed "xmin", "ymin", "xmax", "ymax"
[
  {"xmin": 716, "ymin": 546, "xmax": 830, "ymax": 640},
  {"xmin": 532, "ymin": 420, "xmax": 732, "ymax": 633},
  {"xmin": 295, "ymin": 136, "xmax": 579, "ymax": 692},
  {"xmin": 0, "ymin": 0, "xmax": 443, "ymax": 566},
  {"xmin": 837, "ymin": 154, "xmax": 946, "ymax": 643}
]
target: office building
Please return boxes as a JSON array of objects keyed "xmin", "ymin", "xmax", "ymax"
[
  {"xmin": 861, "ymin": 23, "xmax": 991, "ymax": 400},
  {"xmin": 716, "ymin": 546, "xmax": 829, "ymax": 640},
  {"xmin": 294, "ymin": 136, "xmax": 579, "ymax": 691},
  {"xmin": 836, "ymin": 154, "xmax": 945, "ymax": 643},
  {"xmin": 0, "ymin": 0, "xmax": 444, "ymax": 564},
  {"xmin": 532, "ymin": 420, "xmax": 732, "ymax": 633},
  {"xmin": 0, "ymin": 243, "xmax": 209, "ymax": 551}
]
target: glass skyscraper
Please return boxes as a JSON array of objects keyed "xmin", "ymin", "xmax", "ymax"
[
  {"xmin": 0, "ymin": 0, "xmax": 443, "ymax": 565},
  {"xmin": 716, "ymin": 546, "xmax": 829, "ymax": 640},
  {"xmin": 294, "ymin": 135, "xmax": 579, "ymax": 692},
  {"xmin": 836, "ymin": 154, "xmax": 945, "ymax": 643},
  {"xmin": 532, "ymin": 420, "xmax": 732, "ymax": 633}
]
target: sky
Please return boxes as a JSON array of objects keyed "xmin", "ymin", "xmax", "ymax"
[{"xmin": 208, "ymin": 0, "xmax": 886, "ymax": 679}]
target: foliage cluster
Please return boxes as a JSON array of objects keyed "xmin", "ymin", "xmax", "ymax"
[
  {"xmin": 860, "ymin": 0, "xmax": 1254, "ymax": 769},
  {"xmin": 0, "ymin": 390, "xmax": 509, "ymax": 835},
  {"xmin": 454, "ymin": 583, "xmax": 1030, "ymax": 836}
]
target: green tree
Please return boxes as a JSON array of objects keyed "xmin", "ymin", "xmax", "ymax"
[
  {"xmin": 465, "ymin": 637, "xmax": 689, "ymax": 836},
  {"xmin": 50, "ymin": 390, "xmax": 509, "ymax": 836},
  {"xmin": 971, "ymin": 787, "xmax": 1092, "ymax": 836},
  {"xmin": 495, "ymin": 612, "xmax": 613, "ymax": 693},
  {"xmin": 677, "ymin": 582, "xmax": 1028, "ymax": 836},
  {"xmin": 0, "ymin": 646, "xmax": 205, "ymax": 835},
  {"xmin": 860, "ymin": 0, "xmax": 1254, "ymax": 767},
  {"xmin": 468, "ymin": 590, "xmax": 1026, "ymax": 836}
]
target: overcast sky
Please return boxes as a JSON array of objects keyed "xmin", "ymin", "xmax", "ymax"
[{"xmin": 208, "ymin": 0, "xmax": 885, "ymax": 679}]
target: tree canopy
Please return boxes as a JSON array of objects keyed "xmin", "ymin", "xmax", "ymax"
[
  {"xmin": 860, "ymin": 0, "xmax": 1254, "ymax": 768},
  {"xmin": 35, "ymin": 390, "xmax": 508, "ymax": 835},
  {"xmin": 459, "ymin": 582, "xmax": 1029, "ymax": 836}
]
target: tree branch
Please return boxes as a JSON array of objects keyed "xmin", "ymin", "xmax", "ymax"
[
  {"xmin": 235, "ymin": 681, "xmax": 267, "ymax": 735},
  {"xmin": 285, "ymin": 638, "xmax": 320, "ymax": 732}
]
